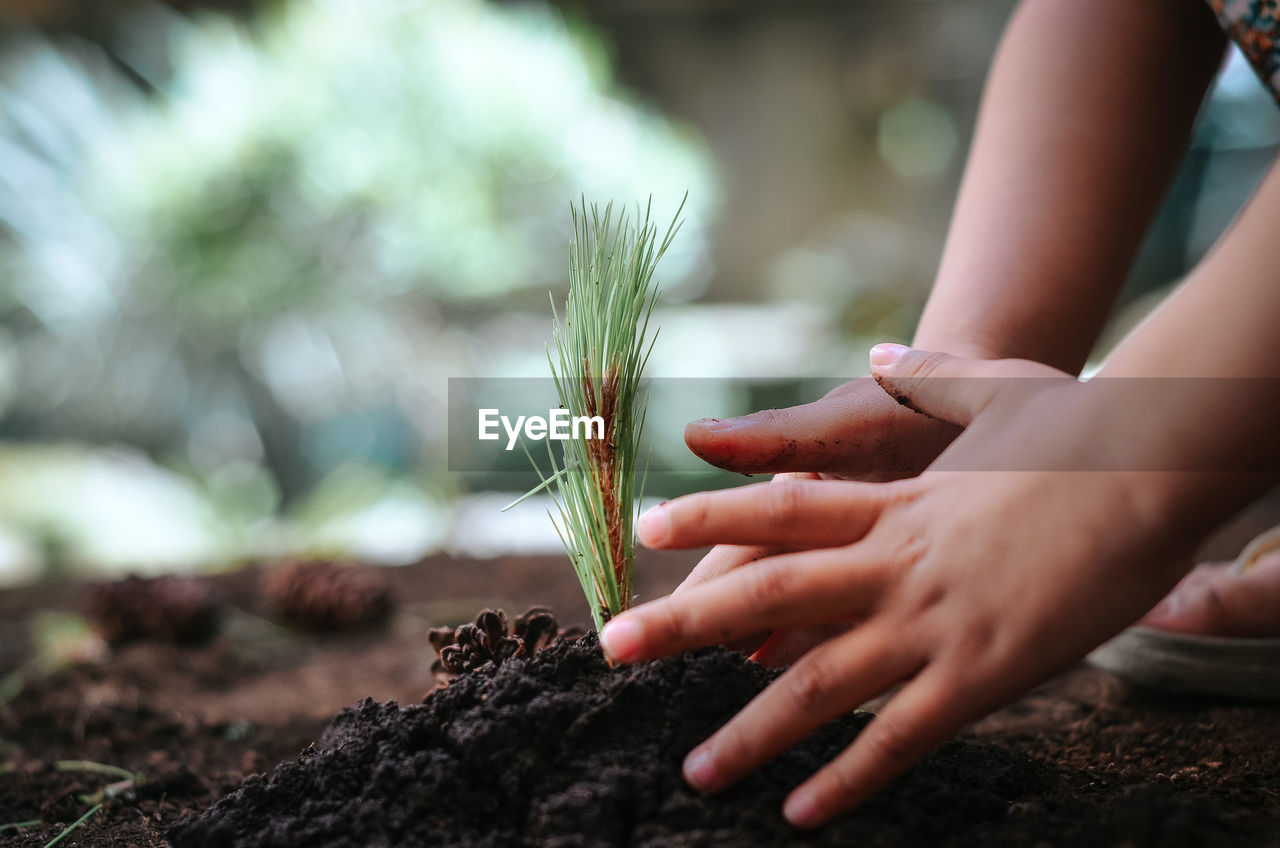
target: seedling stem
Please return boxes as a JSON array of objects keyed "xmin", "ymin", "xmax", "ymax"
[{"xmin": 510, "ymin": 195, "xmax": 684, "ymax": 635}]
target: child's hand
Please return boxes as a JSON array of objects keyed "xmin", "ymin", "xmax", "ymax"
[
  {"xmin": 604, "ymin": 348, "xmax": 1197, "ymax": 828},
  {"xmin": 675, "ymin": 370, "xmax": 960, "ymax": 628}
]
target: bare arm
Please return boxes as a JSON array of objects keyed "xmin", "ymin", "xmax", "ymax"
[
  {"xmin": 1096, "ymin": 155, "xmax": 1280, "ymax": 535},
  {"xmin": 916, "ymin": 0, "xmax": 1226, "ymax": 372},
  {"xmin": 1104, "ymin": 158, "xmax": 1280, "ymax": 381}
]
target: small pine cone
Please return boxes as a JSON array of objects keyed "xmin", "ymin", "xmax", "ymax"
[
  {"xmin": 438, "ymin": 616, "xmax": 523, "ymax": 674},
  {"xmin": 427, "ymin": 626, "xmax": 456, "ymax": 652},
  {"xmin": 476, "ymin": 609, "xmax": 508, "ymax": 652},
  {"xmin": 428, "ymin": 606, "xmax": 577, "ymax": 691},
  {"xmin": 513, "ymin": 607, "xmax": 559, "ymax": 655},
  {"xmin": 87, "ymin": 575, "xmax": 221, "ymax": 646},
  {"xmin": 261, "ymin": 560, "xmax": 393, "ymax": 632}
]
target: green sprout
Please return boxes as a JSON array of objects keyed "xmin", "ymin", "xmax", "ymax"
[{"xmin": 508, "ymin": 196, "xmax": 684, "ymax": 636}]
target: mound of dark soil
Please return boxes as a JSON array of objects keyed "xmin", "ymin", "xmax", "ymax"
[{"xmin": 166, "ymin": 635, "xmax": 1265, "ymax": 848}]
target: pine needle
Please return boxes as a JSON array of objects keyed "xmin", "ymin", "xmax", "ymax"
[
  {"xmin": 41, "ymin": 803, "xmax": 101, "ymax": 848},
  {"xmin": 55, "ymin": 760, "xmax": 137, "ymax": 782}
]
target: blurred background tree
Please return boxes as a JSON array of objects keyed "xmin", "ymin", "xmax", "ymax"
[{"xmin": 0, "ymin": 0, "xmax": 1275, "ymax": 583}]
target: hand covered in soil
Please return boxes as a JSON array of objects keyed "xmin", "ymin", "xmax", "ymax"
[
  {"xmin": 602, "ymin": 346, "xmax": 1201, "ymax": 829},
  {"xmin": 679, "ymin": 371, "xmax": 959, "ymax": 587},
  {"xmin": 675, "ymin": 365, "xmax": 962, "ymax": 655},
  {"xmin": 684, "ymin": 373, "xmax": 960, "ymax": 481}
]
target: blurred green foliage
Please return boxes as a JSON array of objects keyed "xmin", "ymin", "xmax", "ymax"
[
  {"xmin": 2, "ymin": 0, "xmax": 1277, "ymax": 581},
  {"xmin": 0, "ymin": 0, "xmax": 714, "ymax": 577}
]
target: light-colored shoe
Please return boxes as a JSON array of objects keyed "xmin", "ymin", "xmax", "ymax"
[{"xmin": 1087, "ymin": 527, "xmax": 1280, "ymax": 702}]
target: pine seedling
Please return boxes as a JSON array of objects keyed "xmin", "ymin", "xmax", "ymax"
[{"xmin": 508, "ymin": 196, "xmax": 684, "ymax": 635}]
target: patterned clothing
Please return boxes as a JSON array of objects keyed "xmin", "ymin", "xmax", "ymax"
[{"xmin": 1209, "ymin": 0, "xmax": 1280, "ymax": 102}]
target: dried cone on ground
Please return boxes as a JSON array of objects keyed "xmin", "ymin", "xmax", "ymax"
[
  {"xmin": 87, "ymin": 574, "xmax": 221, "ymax": 646},
  {"xmin": 261, "ymin": 560, "xmax": 393, "ymax": 632},
  {"xmin": 429, "ymin": 606, "xmax": 580, "ymax": 689}
]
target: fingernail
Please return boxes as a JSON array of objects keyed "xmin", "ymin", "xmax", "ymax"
[
  {"xmin": 689, "ymin": 416, "xmax": 750, "ymax": 433},
  {"xmin": 599, "ymin": 616, "xmax": 643, "ymax": 664},
  {"xmin": 783, "ymin": 788, "xmax": 821, "ymax": 829},
  {"xmin": 683, "ymin": 747, "xmax": 718, "ymax": 792},
  {"xmin": 869, "ymin": 343, "xmax": 910, "ymax": 368},
  {"xmin": 637, "ymin": 507, "xmax": 672, "ymax": 547}
]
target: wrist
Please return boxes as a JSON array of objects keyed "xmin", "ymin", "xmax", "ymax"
[
  {"xmin": 1067, "ymin": 377, "xmax": 1280, "ymax": 548},
  {"xmin": 908, "ymin": 330, "xmax": 1009, "ymax": 362},
  {"xmin": 913, "ymin": 318, "xmax": 1098, "ymax": 373}
]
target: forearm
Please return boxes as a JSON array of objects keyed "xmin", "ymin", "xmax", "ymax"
[
  {"xmin": 914, "ymin": 0, "xmax": 1225, "ymax": 371},
  {"xmin": 1096, "ymin": 157, "xmax": 1280, "ymax": 539},
  {"xmin": 1103, "ymin": 159, "xmax": 1280, "ymax": 380}
]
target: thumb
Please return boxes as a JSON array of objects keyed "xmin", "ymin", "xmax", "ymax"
[{"xmin": 868, "ymin": 343, "xmax": 1067, "ymax": 426}]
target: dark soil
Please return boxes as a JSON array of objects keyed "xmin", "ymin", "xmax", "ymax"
[
  {"xmin": 167, "ymin": 634, "xmax": 1279, "ymax": 848},
  {"xmin": 0, "ymin": 672, "xmax": 323, "ymax": 848},
  {"xmin": 3, "ymin": 546, "xmax": 1280, "ymax": 846}
]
